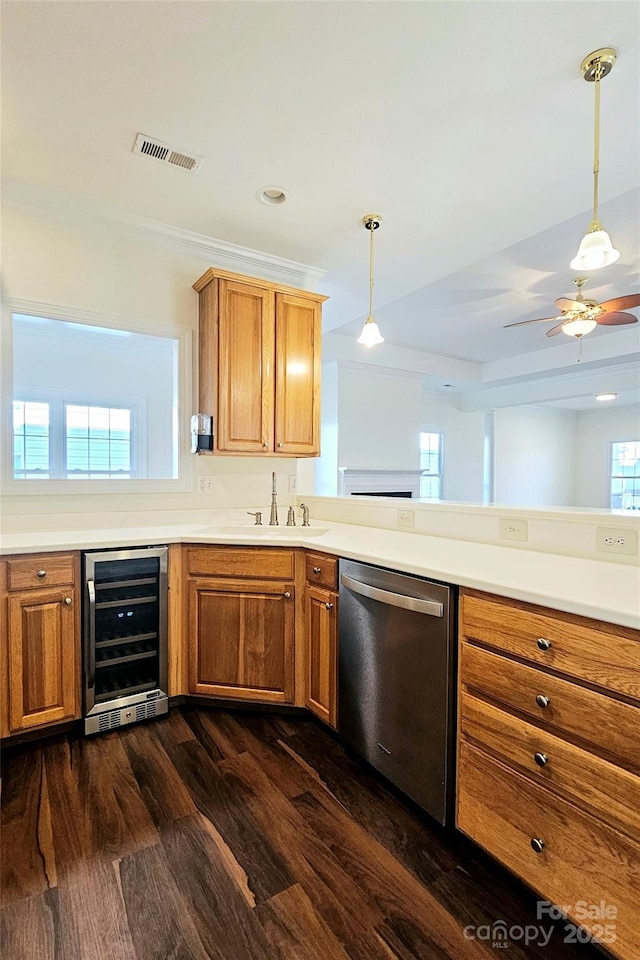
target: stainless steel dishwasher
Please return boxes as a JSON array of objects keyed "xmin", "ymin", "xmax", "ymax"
[{"xmin": 338, "ymin": 558, "xmax": 455, "ymax": 824}]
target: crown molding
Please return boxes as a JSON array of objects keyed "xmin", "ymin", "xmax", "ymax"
[{"xmin": 2, "ymin": 181, "xmax": 326, "ymax": 291}]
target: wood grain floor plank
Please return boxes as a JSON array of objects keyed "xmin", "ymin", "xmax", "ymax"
[
  {"xmin": 1, "ymin": 748, "xmax": 55, "ymax": 903},
  {"xmin": 0, "ymin": 889, "xmax": 59, "ymax": 960},
  {"xmin": 284, "ymin": 727, "xmax": 458, "ymax": 883},
  {"xmin": 55, "ymin": 858, "xmax": 137, "ymax": 960},
  {"xmin": 76, "ymin": 733, "xmax": 159, "ymax": 862},
  {"xmin": 121, "ymin": 723, "xmax": 197, "ymax": 828},
  {"xmin": 167, "ymin": 737, "xmax": 296, "ymax": 903},
  {"xmin": 160, "ymin": 813, "xmax": 273, "ymax": 960},
  {"xmin": 291, "ymin": 789, "xmax": 488, "ymax": 960},
  {"xmin": 259, "ymin": 882, "xmax": 352, "ymax": 960},
  {"xmin": 116, "ymin": 843, "xmax": 210, "ymax": 960}
]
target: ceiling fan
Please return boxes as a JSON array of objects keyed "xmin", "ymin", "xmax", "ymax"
[{"xmin": 504, "ymin": 277, "xmax": 640, "ymax": 339}]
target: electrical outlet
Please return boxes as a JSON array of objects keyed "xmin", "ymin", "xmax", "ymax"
[
  {"xmin": 397, "ymin": 509, "xmax": 415, "ymax": 528},
  {"xmin": 596, "ymin": 527, "xmax": 638, "ymax": 557},
  {"xmin": 499, "ymin": 517, "xmax": 528, "ymax": 542},
  {"xmin": 198, "ymin": 475, "xmax": 216, "ymax": 495},
  {"xmin": 288, "ymin": 475, "xmax": 297, "ymax": 493}
]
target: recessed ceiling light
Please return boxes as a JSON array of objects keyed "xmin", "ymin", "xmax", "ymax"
[
  {"xmin": 596, "ymin": 393, "xmax": 617, "ymax": 401},
  {"xmin": 256, "ymin": 186, "xmax": 289, "ymax": 205}
]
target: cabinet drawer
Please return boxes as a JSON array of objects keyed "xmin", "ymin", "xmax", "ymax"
[
  {"xmin": 457, "ymin": 741, "xmax": 640, "ymax": 960},
  {"xmin": 461, "ymin": 591, "xmax": 640, "ymax": 699},
  {"xmin": 305, "ymin": 552, "xmax": 337, "ymax": 589},
  {"xmin": 460, "ymin": 691, "xmax": 640, "ymax": 841},
  {"xmin": 186, "ymin": 546, "xmax": 294, "ymax": 580},
  {"xmin": 7, "ymin": 554, "xmax": 75, "ymax": 591},
  {"xmin": 461, "ymin": 642, "xmax": 640, "ymax": 769}
]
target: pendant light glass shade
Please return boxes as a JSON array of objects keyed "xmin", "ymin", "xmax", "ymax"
[
  {"xmin": 561, "ymin": 316, "xmax": 598, "ymax": 337},
  {"xmin": 570, "ymin": 225, "xmax": 620, "ymax": 271},
  {"xmin": 357, "ymin": 317, "xmax": 384, "ymax": 346},
  {"xmin": 357, "ymin": 214, "xmax": 384, "ymax": 347},
  {"xmin": 571, "ymin": 49, "xmax": 619, "ymax": 271}
]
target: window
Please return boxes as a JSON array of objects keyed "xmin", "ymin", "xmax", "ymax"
[
  {"xmin": 610, "ymin": 441, "xmax": 640, "ymax": 510},
  {"xmin": 8, "ymin": 311, "xmax": 182, "ymax": 485},
  {"xmin": 419, "ymin": 431, "xmax": 443, "ymax": 499},
  {"xmin": 13, "ymin": 400, "xmax": 135, "ymax": 479}
]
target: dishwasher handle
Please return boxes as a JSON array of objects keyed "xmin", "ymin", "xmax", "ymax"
[{"xmin": 341, "ymin": 573, "xmax": 444, "ymax": 617}]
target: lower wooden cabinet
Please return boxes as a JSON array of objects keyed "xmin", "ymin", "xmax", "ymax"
[
  {"xmin": 457, "ymin": 588, "xmax": 640, "ymax": 960},
  {"xmin": 188, "ymin": 576, "xmax": 295, "ymax": 703},
  {"xmin": 305, "ymin": 584, "xmax": 337, "ymax": 727},
  {"xmin": 1, "ymin": 552, "xmax": 81, "ymax": 737}
]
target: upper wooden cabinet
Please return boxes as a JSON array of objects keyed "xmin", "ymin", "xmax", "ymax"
[{"xmin": 194, "ymin": 268, "xmax": 326, "ymax": 457}]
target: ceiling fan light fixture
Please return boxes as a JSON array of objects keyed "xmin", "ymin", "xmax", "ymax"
[
  {"xmin": 561, "ymin": 316, "xmax": 598, "ymax": 338},
  {"xmin": 357, "ymin": 214, "xmax": 384, "ymax": 347},
  {"xmin": 570, "ymin": 48, "xmax": 619, "ymax": 271},
  {"xmin": 570, "ymin": 224, "xmax": 620, "ymax": 271}
]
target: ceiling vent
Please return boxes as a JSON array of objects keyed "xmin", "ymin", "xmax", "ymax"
[{"xmin": 133, "ymin": 133, "xmax": 203, "ymax": 173}]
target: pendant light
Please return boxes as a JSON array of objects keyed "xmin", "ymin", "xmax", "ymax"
[
  {"xmin": 357, "ymin": 214, "xmax": 384, "ymax": 346},
  {"xmin": 570, "ymin": 48, "xmax": 620, "ymax": 271}
]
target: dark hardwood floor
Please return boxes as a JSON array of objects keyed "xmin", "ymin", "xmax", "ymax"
[{"xmin": 1, "ymin": 707, "xmax": 598, "ymax": 960}]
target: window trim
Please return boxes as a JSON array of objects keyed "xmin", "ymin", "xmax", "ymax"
[
  {"xmin": 419, "ymin": 428, "xmax": 444, "ymax": 501},
  {"xmin": 609, "ymin": 439, "xmax": 640, "ymax": 512},
  {"xmin": 1, "ymin": 299, "xmax": 194, "ymax": 495}
]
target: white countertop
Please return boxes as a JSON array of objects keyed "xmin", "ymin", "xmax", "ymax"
[{"xmin": 2, "ymin": 520, "xmax": 639, "ymax": 629}]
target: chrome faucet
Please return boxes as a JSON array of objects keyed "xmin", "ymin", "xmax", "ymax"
[
  {"xmin": 299, "ymin": 502, "xmax": 310, "ymax": 526},
  {"xmin": 269, "ymin": 472, "xmax": 279, "ymax": 526}
]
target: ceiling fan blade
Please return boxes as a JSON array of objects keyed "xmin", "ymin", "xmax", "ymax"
[
  {"xmin": 599, "ymin": 294, "xmax": 640, "ymax": 312},
  {"xmin": 546, "ymin": 320, "xmax": 567, "ymax": 337},
  {"xmin": 597, "ymin": 311, "xmax": 639, "ymax": 326},
  {"xmin": 555, "ymin": 297, "xmax": 587, "ymax": 312},
  {"xmin": 503, "ymin": 316, "xmax": 558, "ymax": 329}
]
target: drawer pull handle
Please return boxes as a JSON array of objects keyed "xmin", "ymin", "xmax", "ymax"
[
  {"xmin": 537, "ymin": 637, "xmax": 552, "ymax": 651},
  {"xmin": 313, "ymin": 566, "xmax": 321, "ymax": 574},
  {"xmin": 530, "ymin": 838, "xmax": 545, "ymax": 854},
  {"xmin": 37, "ymin": 569, "xmax": 47, "ymax": 578},
  {"xmin": 64, "ymin": 597, "xmax": 72, "ymax": 606},
  {"xmin": 284, "ymin": 591, "xmax": 291, "ymax": 599},
  {"xmin": 325, "ymin": 602, "xmax": 334, "ymax": 611},
  {"xmin": 535, "ymin": 695, "xmax": 550, "ymax": 709},
  {"xmin": 534, "ymin": 752, "xmax": 548, "ymax": 767}
]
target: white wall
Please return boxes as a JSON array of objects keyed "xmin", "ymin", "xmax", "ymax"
[
  {"xmin": 423, "ymin": 393, "xmax": 484, "ymax": 502},
  {"xmin": 494, "ymin": 405, "xmax": 577, "ymax": 507},
  {"xmin": 574, "ymin": 404, "xmax": 640, "ymax": 508},
  {"xmin": 337, "ymin": 367, "xmax": 423, "ymax": 471},
  {"xmin": 1, "ymin": 207, "xmax": 304, "ymax": 521}
]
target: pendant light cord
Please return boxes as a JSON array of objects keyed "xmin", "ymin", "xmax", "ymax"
[
  {"xmin": 592, "ymin": 61, "xmax": 603, "ymax": 224},
  {"xmin": 368, "ymin": 222, "xmax": 375, "ymax": 319}
]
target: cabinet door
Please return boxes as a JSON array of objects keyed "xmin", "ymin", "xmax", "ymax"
[
  {"xmin": 306, "ymin": 585, "xmax": 337, "ymax": 727},
  {"xmin": 274, "ymin": 293, "xmax": 321, "ymax": 456},
  {"xmin": 189, "ymin": 578, "xmax": 295, "ymax": 703},
  {"xmin": 217, "ymin": 280, "xmax": 275, "ymax": 452},
  {"xmin": 7, "ymin": 587, "xmax": 79, "ymax": 732}
]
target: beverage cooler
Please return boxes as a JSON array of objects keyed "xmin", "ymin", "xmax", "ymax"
[{"xmin": 83, "ymin": 547, "xmax": 169, "ymax": 735}]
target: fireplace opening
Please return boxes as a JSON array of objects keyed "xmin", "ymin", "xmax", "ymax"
[{"xmin": 351, "ymin": 491, "xmax": 413, "ymax": 498}]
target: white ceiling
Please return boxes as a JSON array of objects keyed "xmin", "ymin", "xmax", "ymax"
[{"xmin": 2, "ymin": 1, "xmax": 639, "ymax": 391}]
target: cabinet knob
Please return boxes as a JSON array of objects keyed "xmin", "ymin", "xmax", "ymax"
[
  {"xmin": 535, "ymin": 694, "xmax": 550, "ymax": 709},
  {"xmin": 530, "ymin": 838, "xmax": 545, "ymax": 854},
  {"xmin": 284, "ymin": 591, "xmax": 291, "ymax": 599},
  {"xmin": 313, "ymin": 566, "xmax": 321, "ymax": 574},
  {"xmin": 325, "ymin": 602, "xmax": 334, "ymax": 610},
  {"xmin": 64, "ymin": 597, "xmax": 72, "ymax": 605},
  {"xmin": 534, "ymin": 752, "xmax": 548, "ymax": 767},
  {"xmin": 37, "ymin": 569, "xmax": 46, "ymax": 578},
  {"xmin": 537, "ymin": 637, "xmax": 552, "ymax": 651},
  {"xmin": 263, "ymin": 441, "xmax": 268, "ymax": 448},
  {"xmin": 278, "ymin": 442, "xmax": 283, "ymax": 448}
]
